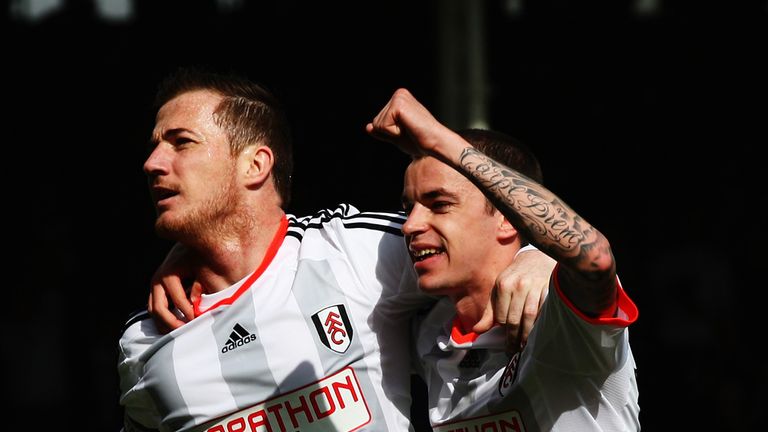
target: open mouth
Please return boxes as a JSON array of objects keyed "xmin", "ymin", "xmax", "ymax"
[
  {"xmin": 410, "ymin": 247, "xmax": 444, "ymax": 262},
  {"xmin": 152, "ymin": 187, "xmax": 178, "ymax": 204}
]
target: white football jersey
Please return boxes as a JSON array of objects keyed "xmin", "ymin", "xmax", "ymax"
[
  {"xmin": 414, "ymin": 265, "xmax": 640, "ymax": 432},
  {"xmin": 118, "ymin": 204, "xmax": 433, "ymax": 432}
]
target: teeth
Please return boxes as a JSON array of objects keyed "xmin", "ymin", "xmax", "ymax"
[{"xmin": 413, "ymin": 248, "xmax": 439, "ymax": 257}]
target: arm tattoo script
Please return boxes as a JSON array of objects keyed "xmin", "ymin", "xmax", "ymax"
[{"xmin": 458, "ymin": 148, "xmax": 601, "ymax": 266}]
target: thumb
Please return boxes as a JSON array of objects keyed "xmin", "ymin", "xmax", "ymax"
[{"xmin": 472, "ymin": 298, "xmax": 495, "ymax": 333}]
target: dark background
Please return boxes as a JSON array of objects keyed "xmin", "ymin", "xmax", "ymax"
[{"xmin": 4, "ymin": 0, "xmax": 765, "ymax": 430}]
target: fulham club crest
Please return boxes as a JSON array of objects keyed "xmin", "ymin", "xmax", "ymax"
[
  {"xmin": 312, "ymin": 304, "xmax": 354, "ymax": 354},
  {"xmin": 498, "ymin": 351, "xmax": 521, "ymax": 397}
]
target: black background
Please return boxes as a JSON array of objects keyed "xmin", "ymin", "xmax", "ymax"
[{"xmin": 4, "ymin": 0, "xmax": 765, "ymax": 430}]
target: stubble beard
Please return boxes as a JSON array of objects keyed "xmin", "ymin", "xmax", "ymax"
[{"xmin": 154, "ymin": 175, "xmax": 240, "ymax": 244}]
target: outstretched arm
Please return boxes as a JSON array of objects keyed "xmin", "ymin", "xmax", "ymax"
[{"xmin": 367, "ymin": 89, "xmax": 617, "ymax": 317}]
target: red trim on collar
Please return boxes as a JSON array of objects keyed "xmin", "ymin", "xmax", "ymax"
[
  {"xmin": 450, "ymin": 316, "xmax": 480, "ymax": 344},
  {"xmin": 193, "ymin": 215, "xmax": 289, "ymax": 316}
]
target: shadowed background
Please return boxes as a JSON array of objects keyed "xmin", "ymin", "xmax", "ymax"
[{"xmin": 4, "ymin": 0, "xmax": 765, "ymax": 430}]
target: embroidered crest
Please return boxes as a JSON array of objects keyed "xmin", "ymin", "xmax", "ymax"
[
  {"xmin": 312, "ymin": 304, "xmax": 354, "ymax": 353},
  {"xmin": 498, "ymin": 351, "xmax": 521, "ymax": 397}
]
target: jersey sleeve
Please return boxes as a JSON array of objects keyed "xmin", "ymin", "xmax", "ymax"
[
  {"xmin": 117, "ymin": 312, "xmax": 164, "ymax": 431},
  {"xmin": 526, "ymin": 265, "xmax": 638, "ymax": 375},
  {"xmin": 552, "ymin": 264, "xmax": 638, "ymax": 327}
]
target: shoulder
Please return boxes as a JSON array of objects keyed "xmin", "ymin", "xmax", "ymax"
[
  {"xmin": 285, "ymin": 204, "xmax": 412, "ymax": 284},
  {"xmin": 286, "ymin": 203, "xmax": 406, "ymax": 240},
  {"xmin": 119, "ymin": 308, "xmax": 163, "ymax": 355},
  {"xmin": 122, "ymin": 308, "xmax": 151, "ymax": 334}
]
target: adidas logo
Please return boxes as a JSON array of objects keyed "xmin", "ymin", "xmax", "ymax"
[{"xmin": 221, "ymin": 323, "xmax": 257, "ymax": 353}]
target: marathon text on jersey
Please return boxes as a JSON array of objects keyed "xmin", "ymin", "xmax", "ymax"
[
  {"xmin": 433, "ymin": 410, "xmax": 527, "ymax": 432},
  {"xmin": 207, "ymin": 367, "xmax": 371, "ymax": 432}
]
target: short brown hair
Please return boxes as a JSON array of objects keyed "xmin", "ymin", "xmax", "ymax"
[{"xmin": 155, "ymin": 67, "xmax": 294, "ymax": 208}]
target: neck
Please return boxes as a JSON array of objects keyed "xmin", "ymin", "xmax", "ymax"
[
  {"xmin": 451, "ymin": 247, "xmax": 520, "ymax": 333},
  {"xmin": 187, "ymin": 206, "xmax": 286, "ymax": 294},
  {"xmin": 452, "ymin": 285, "xmax": 493, "ymax": 333}
]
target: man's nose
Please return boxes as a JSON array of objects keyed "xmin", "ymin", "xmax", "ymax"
[
  {"xmin": 144, "ymin": 144, "xmax": 170, "ymax": 176},
  {"xmin": 402, "ymin": 204, "xmax": 429, "ymax": 236}
]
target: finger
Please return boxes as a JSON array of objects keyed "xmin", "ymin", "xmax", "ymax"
[
  {"xmin": 491, "ymin": 280, "xmax": 511, "ymax": 325},
  {"xmin": 518, "ymin": 292, "xmax": 539, "ymax": 348},
  {"xmin": 189, "ymin": 281, "xmax": 203, "ymax": 306},
  {"xmin": 368, "ymin": 122, "xmax": 401, "ymax": 141},
  {"xmin": 506, "ymin": 325, "xmax": 523, "ymax": 356},
  {"xmin": 148, "ymin": 291, "xmax": 171, "ymax": 337},
  {"xmin": 519, "ymin": 285, "xmax": 549, "ymax": 348},
  {"xmin": 504, "ymin": 281, "xmax": 526, "ymax": 326},
  {"xmin": 503, "ymin": 294, "xmax": 524, "ymax": 349},
  {"xmin": 151, "ymin": 282, "xmax": 186, "ymax": 332},
  {"xmin": 385, "ymin": 123, "xmax": 401, "ymax": 137},
  {"xmin": 472, "ymin": 297, "xmax": 496, "ymax": 333},
  {"xmin": 164, "ymin": 275, "xmax": 194, "ymax": 322},
  {"xmin": 147, "ymin": 290, "xmax": 154, "ymax": 315},
  {"xmin": 149, "ymin": 283, "xmax": 168, "ymax": 316}
]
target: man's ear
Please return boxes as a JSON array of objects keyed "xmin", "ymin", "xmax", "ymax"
[
  {"xmin": 497, "ymin": 216, "xmax": 520, "ymax": 244},
  {"xmin": 241, "ymin": 145, "xmax": 274, "ymax": 188}
]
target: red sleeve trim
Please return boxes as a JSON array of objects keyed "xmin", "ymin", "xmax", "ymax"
[
  {"xmin": 552, "ymin": 263, "xmax": 639, "ymax": 326},
  {"xmin": 194, "ymin": 215, "xmax": 289, "ymax": 316}
]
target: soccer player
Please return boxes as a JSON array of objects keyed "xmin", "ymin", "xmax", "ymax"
[
  {"xmin": 118, "ymin": 68, "xmax": 554, "ymax": 431},
  {"xmin": 366, "ymin": 88, "xmax": 640, "ymax": 431}
]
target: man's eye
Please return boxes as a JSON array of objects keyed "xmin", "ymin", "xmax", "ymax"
[
  {"xmin": 172, "ymin": 137, "xmax": 195, "ymax": 148},
  {"xmin": 432, "ymin": 201, "xmax": 450, "ymax": 212}
]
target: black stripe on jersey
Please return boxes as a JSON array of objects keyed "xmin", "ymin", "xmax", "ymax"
[
  {"xmin": 286, "ymin": 230, "xmax": 303, "ymax": 241},
  {"xmin": 123, "ymin": 309, "xmax": 150, "ymax": 332},
  {"xmin": 342, "ymin": 222, "xmax": 403, "ymax": 236},
  {"xmin": 290, "ymin": 207, "xmax": 405, "ymax": 227},
  {"xmin": 288, "ymin": 220, "xmax": 403, "ymax": 239},
  {"xmin": 287, "ymin": 207, "xmax": 405, "ymax": 240},
  {"xmin": 344, "ymin": 212, "xmax": 407, "ymax": 224}
]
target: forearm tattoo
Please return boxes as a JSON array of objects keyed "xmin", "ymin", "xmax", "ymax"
[{"xmin": 458, "ymin": 148, "xmax": 604, "ymax": 267}]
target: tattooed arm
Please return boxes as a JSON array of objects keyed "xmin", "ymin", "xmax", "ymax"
[
  {"xmin": 366, "ymin": 88, "xmax": 617, "ymax": 317},
  {"xmin": 456, "ymin": 148, "xmax": 616, "ymax": 316}
]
